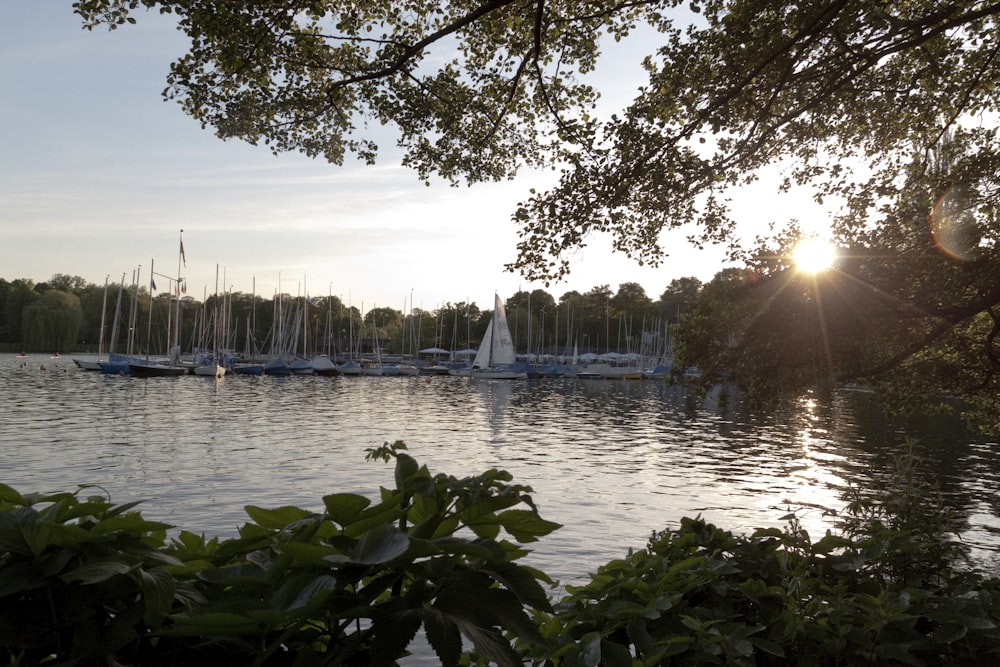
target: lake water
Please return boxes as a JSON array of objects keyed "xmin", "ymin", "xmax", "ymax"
[
  {"xmin": 5, "ymin": 353, "xmax": 999, "ymax": 578},
  {"xmin": 4, "ymin": 354, "xmax": 1000, "ymax": 655}
]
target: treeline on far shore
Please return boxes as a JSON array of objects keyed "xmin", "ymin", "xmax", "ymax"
[{"xmin": 0, "ymin": 273, "xmax": 705, "ymax": 357}]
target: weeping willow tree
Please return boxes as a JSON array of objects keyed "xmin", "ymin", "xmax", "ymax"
[{"xmin": 21, "ymin": 290, "xmax": 83, "ymax": 353}]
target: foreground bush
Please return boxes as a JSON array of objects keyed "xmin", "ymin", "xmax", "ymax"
[
  {"xmin": 0, "ymin": 442, "xmax": 559, "ymax": 666},
  {"xmin": 2, "ymin": 444, "xmax": 999, "ymax": 665},
  {"xmin": 536, "ymin": 517, "xmax": 1000, "ymax": 666},
  {"xmin": 534, "ymin": 451, "xmax": 1000, "ymax": 666}
]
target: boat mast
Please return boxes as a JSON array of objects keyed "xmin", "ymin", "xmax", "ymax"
[
  {"xmin": 491, "ymin": 293, "xmax": 499, "ymax": 366},
  {"xmin": 326, "ymin": 287, "xmax": 333, "ymax": 357},
  {"xmin": 127, "ymin": 266, "xmax": 140, "ymax": 358},
  {"xmin": 144, "ymin": 258, "xmax": 154, "ymax": 362},
  {"xmin": 107, "ymin": 273, "xmax": 125, "ymax": 358},
  {"xmin": 302, "ymin": 276, "xmax": 308, "ymax": 358},
  {"xmin": 97, "ymin": 275, "xmax": 109, "ymax": 361},
  {"xmin": 174, "ymin": 229, "xmax": 185, "ymax": 362}
]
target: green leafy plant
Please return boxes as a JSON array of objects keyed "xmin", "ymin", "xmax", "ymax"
[
  {"xmin": 0, "ymin": 442, "xmax": 560, "ymax": 666},
  {"xmin": 530, "ymin": 448, "xmax": 999, "ymax": 666},
  {"xmin": 0, "ymin": 483, "xmax": 186, "ymax": 665},
  {"xmin": 4, "ymin": 444, "xmax": 999, "ymax": 666},
  {"xmin": 837, "ymin": 445, "xmax": 971, "ymax": 588}
]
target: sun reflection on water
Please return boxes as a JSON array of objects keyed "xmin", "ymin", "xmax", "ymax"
[{"xmin": 3, "ymin": 357, "xmax": 998, "ymax": 586}]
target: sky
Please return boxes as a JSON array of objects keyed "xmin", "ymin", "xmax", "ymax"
[{"xmin": 0, "ymin": 3, "xmax": 802, "ymax": 312}]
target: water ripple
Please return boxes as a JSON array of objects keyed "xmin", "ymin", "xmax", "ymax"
[{"xmin": 2, "ymin": 357, "xmax": 998, "ymax": 585}]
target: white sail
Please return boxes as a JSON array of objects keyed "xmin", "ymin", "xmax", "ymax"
[
  {"xmin": 472, "ymin": 318, "xmax": 493, "ymax": 369},
  {"xmin": 470, "ymin": 293, "xmax": 526, "ymax": 379},
  {"xmin": 490, "ymin": 295, "xmax": 517, "ymax": 365},
  {"xmin": 474, "ymin": 294, "xmax": 518, "ymax": 368}
]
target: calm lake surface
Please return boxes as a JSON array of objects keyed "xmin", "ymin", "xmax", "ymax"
[{"xmin": 4, "ymin": 354, "xmax": 1000, "ymax": 588}]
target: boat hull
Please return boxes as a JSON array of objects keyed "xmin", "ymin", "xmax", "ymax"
[
  {"xmin": 193, "ymin": 364, "xmax": 227, "ymax": 378},
  {"xmin": 470, "ymin": 368, "xmax": 527, "ymax": 380},
  {"xmin": 129, "ymin": 363, "xmax": 189, "ymax": 377}
]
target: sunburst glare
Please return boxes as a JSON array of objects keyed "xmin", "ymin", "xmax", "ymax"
[{"xmin": 792, "ymin": 236, "xmax": 838, "ymax": 274}]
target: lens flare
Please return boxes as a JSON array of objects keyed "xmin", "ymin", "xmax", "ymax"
[
  {"xmin": 931, "ymin": 187, "xmax": 981, "ymax": 262},
  {"xmin": 792, "ymin": 237, "xmax": 837, "ymax": 274}
]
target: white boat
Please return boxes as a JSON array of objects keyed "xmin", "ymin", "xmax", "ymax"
[
  {"xmin": 290, "ymin": 357, "xmax": 315, "ymax": 375},
  {"xmin": 361, "ymin": 361, "xmax": 384, "ymax": 376},
  {"xmin": 395, "ymin": 363, "xmax": 420, "ymax": 376},
  {"xmin": 336, "ymin": 359, "xmax": 362, "ymax": 376},
  {"xmin": 310, "ymin": 355, "xmax": 339, "ymax": 376},
  {"xmin": 470, "ymin": 294, "xmax": 527, "ymax": 380},
  {"xmin": 264, "ymin": 356, "xmax": 291, "ymax": 376},
  {"xmin": 193, "ymin": 363, "xmax": 226, "ymax": 378}
]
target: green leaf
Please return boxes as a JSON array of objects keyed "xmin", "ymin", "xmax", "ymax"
[
  {"xmin": 0, "ymin": 483, "xmax": 27, "ymax": 505},
  {"xmin": 0, "ymin": 560, "xmax": 46, "ymax": 597},
  {"xmin": 580, "ymin": 631, "xmax": 602, "ymax": 667},
  {"xmin": 322, "ymin": 492, "xmax": 371, "ymax": 527},
  {"xmin": 326, "ymin": 524, "xmax": 409, "ymax": 565},
  {"xmin": 601, "ymin": 638, "xmax": 633, "ymax": 667},
  {"xmin": 166, "ymin": 612, "xmax": 260, "ymax": 637},
  {"xmin": 395, "ymin": 453, "xmax": 420, "ymax": 488},
  {"xmin": 0, "ymin": 507, "xmax": 38, "ymax": 555},
  {"xmin": 244, "ymin": 504, "xmax": 313, "ymax": 529},
  {"xmin": 466, "ymin": 515, "xmax": 501, "ymax": 540},
  {"xmin": 455, "ymin": 622, "xmax": 521, "ymax": 667},
  {"xmin": 482, "ymin": 560, "xmax": 553, "ymax": 613},
  {"xmin": 964, "ymin": 614, "xmax": 996, "ymax": 631},
  {"xmin": 63, "ymin": 560, "xmax": 135, "ymax": 584},
  {"xmin": 933, "ymin": 623, "xmax": 968, "ymax": 643},
  {"xmin": 370, "ymin": 604, "xmax": 423, "ymax": 665},
  {"xmin": 627, "ymin": 617, "xmax": 654, "ymax": 656},
  {"xmin": 341, "ymin": 500, "xmax": 404, "ymax": 538},
  {"xmin": 496, "ymin": 509, "xmax": 561, "ymax": 543},
  {"xmin": 277, "ymin": 541, "xmax": 343, "ymax": 566},
  {"xmin": 355, "ymin": 524, "xmax": 410, "ymax": 564},
  {"xmin": 274, "ymin": 574, "xmax": 338, "ymax": 612},
  {"xmin": 750, "ymin": 637, "xmax": 786, "ymax": 657},
  {"xmin": 91, "ymin": 513, "xmax": 172, "ymax": 535},
  {"xmin": 139, "ymin": 567, "xmax": 176, "ymax": 627},
  {"xmin": 423, "ymin": 605, "xmax": 463, "ymax": 667}
]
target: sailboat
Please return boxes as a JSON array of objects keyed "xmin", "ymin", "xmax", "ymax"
[
  {"xmin": 98, "ymin": 271, "xmax": 136, "ymax": 375},
  {"xmin": 73, "ymin": 274, "xmax": 110, "ymax": 370},
  {"xmin": 360, "ymin": 305, "xmax": 384, "ymax": 376},
  {"xmin": 193, "ymin": 264, "xmax": 227, "ymax": 378},
  {"xmin": 470, "ymin": 294, "xmax": 527, "ymax": 380},
  {"xmin": 311, "ymin": 293, "xmax": 339, "ymax": 375},
  {"xmin": 129, "ymin": 236, "xmax": 191, "ymax": 377}
]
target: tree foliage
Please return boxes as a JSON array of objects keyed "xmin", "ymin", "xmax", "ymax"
[
  {"xmin": 72, "ymin": 1, "xmax": 1000, "ymax": 276},
  {"xmin": 20, "ymin": 289, "xmax": 83, "ymax": 353},
  {"xmin": 0, "ymin": 272, "xmax": 684, "ymax": 357},
  {"xmin": 52, "ymin": 1, "xmax": 1000, "ymax": 417},
  {"xmin": 672, "ymin": 133, "xmax": 1000, "ymax": 428}
]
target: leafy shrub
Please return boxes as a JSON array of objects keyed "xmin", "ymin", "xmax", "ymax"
[
  {"xmin": 0, "ymin": 485, "xmax": 181, "ymax": 665},
  {"xmin": 531, "ymin": 451, "xmax": 1000, "ymax": 666},
  {"xmin": 0, "ymin": 442, "xmax": 560, "ymax": 666},
  {"xmin": 4, "ymin": 444, "xmax": 999, "ymax": 666}
]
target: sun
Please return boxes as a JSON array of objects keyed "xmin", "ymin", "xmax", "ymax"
[{"xmin": 792, "ymin": 236, "xmax": 838, "ymax": 274}]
